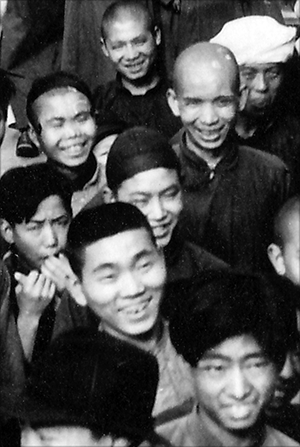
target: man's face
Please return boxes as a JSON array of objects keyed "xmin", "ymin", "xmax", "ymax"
[
  {"xmin": 102, "ymin": 14, "xmax": 160, "ymax": 83},
  {"xmin": 80, "ymin": 228, "xmax": 166, "ymax": 338},
  {"xmin": 281, "ymin": 212, "xmax": 300, "ymax": 286},
  {"xmin": 116, "ymin": 168, "xmax": 182, "ymax": 248},
  {"xmin": 192, "ymin": 334, "xmax": 277, "ymax": 434},
  {"xmin": 33, "ymin": 89, "xmax": 96, "ymax": 168},
  {"xmin": 239, "ymin": 63, "xmax": 283, "ymax": 117},
  {"xmin": 269, "ymin": 348, "xmax": 300, "ymax": 410},
  {"xmin": 169, "ymin": 62, "xmax": 239, "ymax": 152},
  {"xmin": 21, "ymin": 425, "xmax": 131, "ymax": 446},
  {"xmin": 11, "ymin": 195, "xmax": 71, "ymax": 270}
]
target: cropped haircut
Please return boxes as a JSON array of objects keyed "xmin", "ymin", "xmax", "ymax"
[
  {"xmin": 26, "ymin": 71, "xmax": 93, "ymax": 134},
  {"xmin": 169, "ymin": 270, "xmax": 292, "ymax": 369},
  {"xmin": 0, "ymin": 70, "xmax": 16, "ymax": 120},
  {"xmin": 67, "ymin": 202, "xmax": 156, "ymax": 279},
  {"xmin": 273, "ymin": 195, "xmax": 300, "ymax": 248},
  {"xmin": 101, "ymin": 0, "xmax": 156, "ymax": 40},
  {"xmin": 0, "ymin": 164, "xmax": 73, "ymax": 226}
]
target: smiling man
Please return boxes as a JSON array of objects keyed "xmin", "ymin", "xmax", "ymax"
[
  {"xmin": 93, "ymin": 0, "xmax": 181, "ymax": 139},
  {"xmin": 167, "ymin": 42, "xmax": 290, "ymax": 272},
  {"xmin": 170, "ymin": 271, "xmax": 300, "ymax": 446},
  {"xmin": 66, "ymin": 202, "xmax": 196, "ymax": 445},
  {"xmin": 26, "ymin": 71, "xmax": 104, "ymax": 215}
]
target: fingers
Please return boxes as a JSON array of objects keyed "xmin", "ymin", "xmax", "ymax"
[{"xmin": 15, "ymin": 270, "xmax": 56, "ymax": 301}]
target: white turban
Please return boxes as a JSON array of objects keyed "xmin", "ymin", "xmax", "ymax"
[{"xmin": 211, "ymin": 16, "xmax": 297, "ymax": 65}]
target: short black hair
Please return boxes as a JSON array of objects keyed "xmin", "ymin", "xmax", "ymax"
[
  {"xmin": 0, "ymin": 69, "xmax": 16, "ymax": 120},
  {"xmin": 26, "ymin": 71, "xmax": 93, "ymax": 133},
  {"xmin": 101, "ymin": 0, "xmax": 156, "ymax": 40},
  {"xmin": 67, "ymin": 202, "xmax": 156, "ymax": 279},
  {"xmin": 0, "ymin": 163, "xmax": 73, "ymax": 226},
  {"xmin": 170, "ymin": 270, "xmax": 291, "ymax": 369},
  {"xmin": 273, "ymin": 195, "xmax": 300, "ymax": 248}
]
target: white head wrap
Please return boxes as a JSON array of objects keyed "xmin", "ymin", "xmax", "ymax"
[{"xmin": 211, "ymin": 16, "xmax": 297, "ymax": 65}]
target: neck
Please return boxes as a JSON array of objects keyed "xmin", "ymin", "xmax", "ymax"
[
  {"xmin": 47, "ymin": 155, "xmax": 96, "ymax": 191},
  {"xmin": 101, "ymin": 318, "xmax": 163, "ymax": 352},
  {"xmin": 198, "ymin": 409, "xmax": 264, "ymax": 447},
  {"xmin": 186, "ymin": 134, "xmax": 229, "ymax": 168},
  {"xmin": 235, "ymin": 113, "xmax": 259, "ymax": 139},
  {"xmin": 121, "ymin": 66, "xmax": 160, "ymax": 96}
]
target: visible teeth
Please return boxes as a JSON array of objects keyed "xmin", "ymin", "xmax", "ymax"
[
  {"xmin": 124, "ymin": 300, "xmax": 150, "ymax": 315},
  {"xmin": 229, "ymin": 405, "xmax": 251, "ymax": 419}
]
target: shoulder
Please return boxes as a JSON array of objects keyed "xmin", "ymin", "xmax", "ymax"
[
  {"xmin": 0, "ymin": 261, "xmax": 11, "ymax": 306},
  {"xmin": 238, "ymin": 145, "xmax": 289, "ymax": 176},
  {"xmin": 264, "ymin": 425, "xmax": 300, "ymax": 446}
]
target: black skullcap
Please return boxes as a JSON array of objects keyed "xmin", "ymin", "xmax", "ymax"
[
  {"xmin": 106, "ymin": 126, "xmax": 181, "ymax": 191},
  {"xmin": 15, "ymin": 328, "xmax": 159, "ymax": 439}
]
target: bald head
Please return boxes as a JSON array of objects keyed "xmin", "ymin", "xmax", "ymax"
[
  {"xmin": 274, "ymin": 196, "xmax": 300, "ymax": 248},
  {"xmin": 173, "ymin": 42, "xmax": 240, "ymax": 95}
]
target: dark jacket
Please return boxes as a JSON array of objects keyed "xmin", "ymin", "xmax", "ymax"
[{"xmin": 172, "ymin": 130, "xmax": 290, "ymax": 272}]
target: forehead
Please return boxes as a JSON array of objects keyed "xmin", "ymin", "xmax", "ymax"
[
  {"xmin": 202, "ymin": 334, "xmax": 265, "ymax": 361},
  {"xmin": 82, "ymin": 228, "xmax": 156, "ymax": 269},
  {"xmin": 284, "ymin": 210, "xmax": 300, "ymax": 244},
  {"xmin": 105, "ymin": 12, "xmax": 150, "ymax": 40},
  {"xmin": 30, "ymin": 195, "xmax": 68, "ymax": 220},
  {"xmin": 119, "ymin": 168, "xmax": 180, "ymax": 194},
  {"xmin": 176, "ymin": 59, "xmax": 237, "ymax": 98},
  {"xmin": 33, "ymin": 88, "xmax": 91, "ymax": 119}
]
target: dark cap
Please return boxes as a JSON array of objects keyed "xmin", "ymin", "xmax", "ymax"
[
  {"xmin": 15, "ymin": 328, "xmax": 159, "ymax": 440},
  {"xmin": 106, "ymin": 126, "xmax": 181, "ymax": 191}
]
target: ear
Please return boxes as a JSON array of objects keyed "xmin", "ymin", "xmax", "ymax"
[
  {"xmin": 28, "ymin": 124, "xmax": 41, "ymax": 150},
  {"xmin": 154, "ymin": 26, "xmax": 161, "ymax": 46},
  {"xmin": 0, "ymin": 219, "xmax": 14, "ymax": 245},
  {"xmin": 167, "ymin": 88, "xmax": 180, "ymax": 117},
  {"xmin": 103, "ymin": 186, "xmax": 116, "ymax": 204},
  {"xmin": 267, "ymin": 243, "xmax": 286, "ymax": 276},
  {"xmin": 238, "ymin": 83, "xmax": 248, "ymax": 112},
  {"xmin": 101, "ymin": 38, "xmax": 109, "ymax": 57}
]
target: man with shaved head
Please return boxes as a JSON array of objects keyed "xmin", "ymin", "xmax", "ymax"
[{"xmin": 167, "ymin": 42, "xmax": 290, "ymax": 272}]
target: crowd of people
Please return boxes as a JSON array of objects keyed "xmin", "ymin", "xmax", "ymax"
[{"xmin": 0, "ymin": 1, "xmax": 300, "ymax": 446}]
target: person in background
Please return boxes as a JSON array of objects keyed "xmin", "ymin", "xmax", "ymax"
[
  {"xmin": 211, "ymin": 16, "xmax": 300, "ymax": 193},
  {"xmin": 93, "ymin": 0, "xmax": 181, "ymax": 139},
  {"xmin": 0, "ymin": 69, "xmax": 15, "ymax": 147},
  {"xmin": 167, "ymin": 42, "xmax": 290, "ymax": 272},
  {"xmin": 169, "ymin": 271, "xmax": 300, "ymax": 446},
  {"xmin": 66, "ymin": 202, "xmax": 196, "ymax": 446},
  {"xmin": 26, "ymin": 71, "xmax": 104, "ymax": 215},
  {"xmin": 16, "ymin": 329, "xmax": 163, "ymax": 446}
]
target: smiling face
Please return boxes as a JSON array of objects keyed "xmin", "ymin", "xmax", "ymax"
[
  {"xmin": 115, "ymin": 168, "xmax": 182, "ymax": 248},
  {"xmin": 102, "ymin": 11, "xmax": 160, "ymax": 83},
  {"xmin": 11, "ymin": 195, "xmax": 71, "ymax": 270},
  {"xmin": 192, "ymin": 334, "xmax": 277, "ymax": 436},
  {"xmin": 240, "ymin": 63, "xmax": 283, "ymax": 117},
  {"xmin": 169, "ymin": 59, "xmax": 239, "ymax": 154},
  {"xmin": 32, "ymin": 89, "xmax": 96, "ymax": 168},
  {"xmin": 79, "ymin": 228, "xmax": 166, "ymax": 339}
]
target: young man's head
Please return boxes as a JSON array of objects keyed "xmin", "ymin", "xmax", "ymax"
[
  {"xmin": 101, "ymin": 1, "xmax": 161, "ymax": 86},
  {"xmin": 106, "ymin": 126, "xmax": 182, "ymax": 248},
  {"xmin": 19, "ymin": 328, "xmax": 159, "ymax": 446},
  {"xmin": 26, "ymin": 71, "xmax": 96, "ymax": 169},
  {"xmin": 67, "ymin": 202, "xmax": 166, "ymax": 340},
  {"xmin": 0, "ymin": 164, "xmax": 72, "ymax": 270},
  {"xmin": 0, "ymin": 69, "xmax": 16, "ymax": 146},
  {"xmin": 170, "ymin": 272, "xmax": 288, "ymax": 440},
  {"xmin": 167, "ymin": 42, "xmax": 242, "ymax": 154},
  {"xmin": 268, "ymin": 196, "xmax": 300, "ymax": 287},
  {"xmin": 211, "ymin": 16, "xmax": 297, "ymax": 118}
]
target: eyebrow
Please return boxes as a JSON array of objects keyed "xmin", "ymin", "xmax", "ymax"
[{"xmin": 201, "ymin": 352, "xmax": 265, "ymax": 362}]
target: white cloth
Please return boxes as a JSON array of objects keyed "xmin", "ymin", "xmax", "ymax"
[{"xmin": 211, "ymin": 16, "xmax": 297, "ymax": 65}]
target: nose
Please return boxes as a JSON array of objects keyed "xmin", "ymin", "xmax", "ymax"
[
  {"xmin": 124, "ymin": 43, "xmax": 139, "ymax": 60},
  {"xmin": 64, "ymin": 120, "xmax": 79, "ymax": 138},
  {"xmin": 149, "ymin": 197, "xmax": 167, "ymax": 221},
  {"xmin": 199, "ymin": 102, "xmax": 219, "ymax": 126},
  {"xmin": 42, "ymin": 223, "xmax": 58, "ymax": 247},
  {"xmin": 227, "ymin": 366, "xmax": 252, "ymax": 400},
  {"xmin": 120, "ymin": 270, "xmax": 146, "ymax": 299},
  {"xmin": 280, "ymin": 352, "xmax": 295, "ymax": 380},
  {"xmin": 253, "ymin": 72, "xmax": 268, "ymax": 92}
]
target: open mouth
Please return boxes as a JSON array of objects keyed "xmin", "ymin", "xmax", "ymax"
[
  {"xmin": 121, "ymin": 297, "xmax": 152, "ymax": 317},
  {"xmin": 225, "ymin": 404, "xmax": 255, "ymax": 420}
]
